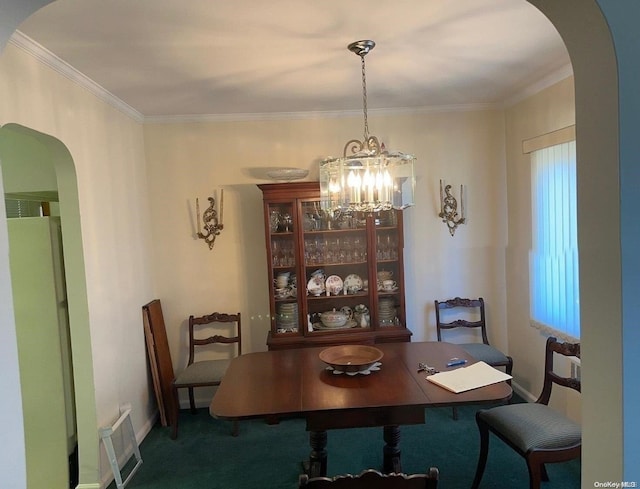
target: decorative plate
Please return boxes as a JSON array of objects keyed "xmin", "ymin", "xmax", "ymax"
[
  {"xmin": 343, "ymin": 273, "xmax": 363, "ymax": 292},
  {"xmin": 325, "ymin": 275, "xmax": 343, "ymax": 295},
  {"xmin": 266, "ymin": 168, "xmax": 309, "ymax": 181},
  {"xmin": 328, "ymin": 362, "xmax": 382, "ymax": 376}
]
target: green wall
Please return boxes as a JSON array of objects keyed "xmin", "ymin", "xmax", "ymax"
[{"xmin": 8, "ymin": 217, "xmax": 69, "ymax": 488}]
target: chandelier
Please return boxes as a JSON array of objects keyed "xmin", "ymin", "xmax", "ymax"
[{"xmin": 320, "ymin": 40, "xmax": 416, "ymax": 213}]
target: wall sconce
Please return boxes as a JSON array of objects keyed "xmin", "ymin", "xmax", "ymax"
[
  {"xmin": 438, "ymin": 180, "xmax": 465, "ymax": 236},
  {"xmin": 195, "ymin": 190, "xmax": 224, "ymax": 250}
]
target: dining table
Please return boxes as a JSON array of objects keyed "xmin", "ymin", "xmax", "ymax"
[{"xmin": 209, "ymin": 341, "xmax": 512, "ymax": 477}]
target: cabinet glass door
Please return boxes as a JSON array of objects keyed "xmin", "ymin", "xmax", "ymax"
[
  {"xmin": 267, "ymin": 203, "xmax": 299, "ymax": 335},
  {"xmin": 374, "ymin": 210, "xmax": 404, "ymax": 328},
  {"xmin": 300, "ymin": 201, "xmax": 372, "ymax": 334}
]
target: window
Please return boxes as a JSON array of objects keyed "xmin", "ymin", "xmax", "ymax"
[
  {"xmin": 529, "ymin": 139, "xmax": 580, "ymax": 341},
  {"xmin": 4, "ymin": 199, "xmax": 43, "ymax": 218}
]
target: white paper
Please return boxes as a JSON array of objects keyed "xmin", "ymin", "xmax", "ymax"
[{"xmin": 426, "ymin": 361, "xmax": 512, "ymax": 393}]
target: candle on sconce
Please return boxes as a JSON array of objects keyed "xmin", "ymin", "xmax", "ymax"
[
  {"xmin": 196, "ymin": 197, "xmax": 201, "ymax": 231},
  {"xmin": 439, "ymin": 180, "xmax": 444, "ymax": 215},
  {"xmin": 460, "ymin": 184, "xmax": 464, "ymax": 219},
  {"xmin": 219, "ymin": 189, "xmax": 224, "ymax": 225}
]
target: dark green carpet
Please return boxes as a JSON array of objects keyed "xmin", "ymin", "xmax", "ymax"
[{"xmin": 110, "ymin": 397, "xmax": 580, "ymax": 489}]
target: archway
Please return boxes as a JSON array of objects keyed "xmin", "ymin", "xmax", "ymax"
[{"xmin": 0, "ymin": 122, "xmax": 97, "ymax": 488}]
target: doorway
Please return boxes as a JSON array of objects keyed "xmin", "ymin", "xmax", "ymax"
[{"xmin": 0, "ymin": 123, "xmax": 94, "ymax": 488}]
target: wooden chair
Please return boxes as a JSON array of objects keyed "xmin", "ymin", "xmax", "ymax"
[
  {"xmin": 434, "ymin": 297, "xmax": 513, "ymax": 419},
  {"xmin": 471, "ymin": 337, "xmax": 581, "ymax": 489},
  {"xmin": 172, "ymin": 312, "xmax": 242, "ymax": 439},
  {"xmin": 299, "ymin": 467, "xmax": 439, "ymax": 489}
]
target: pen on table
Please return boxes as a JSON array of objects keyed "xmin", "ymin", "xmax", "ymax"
[{"xmin": 446, "ymin": 358, "xmax": 467, "ymax": 367}]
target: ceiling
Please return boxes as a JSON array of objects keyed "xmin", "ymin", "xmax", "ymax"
[{"xmin": 16, "ymin": 0, "xmax": 571, "ymax": 119}]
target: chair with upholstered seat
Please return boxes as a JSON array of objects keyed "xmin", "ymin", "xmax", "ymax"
[
  {"xmin": 299, "ymin": 466, "xmax": 439, "ymax": 489},
  {"xmin": 434, "ymin": 297, "xmax": 513, "ymax": 419},
  {"xmin": 470, "ymin": 336, "xmax": 581, "ymax": 489},
  {"xmin": 172, "ymin": 311, "xmax": 241, "ymax": 439}
]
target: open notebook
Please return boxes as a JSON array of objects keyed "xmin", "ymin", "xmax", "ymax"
[{"xmin": 426, "ymin": 361, "xmax": 512, "ymax": 393}]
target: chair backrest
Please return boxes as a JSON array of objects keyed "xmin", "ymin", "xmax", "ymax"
[
  {"xmin": 536, "ymin": 336, "xmax": 581, "ymax": 405},
  {"xmin": 187, "ymin": 312, "xmax": 241, "ymax": 366},
  {"xmin": 299, "ymin": 467, "xmax": 438, "ymax": 489},
  {"xmin": 434, "ymin": 297, "xmax": 489, "ymax": 344}
]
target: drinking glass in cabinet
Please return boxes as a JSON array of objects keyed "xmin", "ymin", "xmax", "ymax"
[
  {"xmin": 269, "ymin": 210, "xmax": 280, "ymax": 232},
  {"xmin": 270, "ymin": 207, "xmax": 293, "ymax": 233},
  {"xmin": 377, "ymin": 234, "xmax": 398, "ymax": 260},
  {"xmin": 271, "ymin": 239, "xmax": 295, "ymax": 267},
  {"xmin": 280, "ymin": 213, "xmax": 293, "ymax": 232}
]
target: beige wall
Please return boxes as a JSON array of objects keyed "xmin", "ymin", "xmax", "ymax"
[{"xmin": 504, "ymin": 77, "xmax": 577, "ymax": 408}]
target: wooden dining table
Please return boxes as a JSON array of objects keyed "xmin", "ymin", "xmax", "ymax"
[{"xmin": 210, "ymin": 341, "xmax": 512, "ymax": 477}]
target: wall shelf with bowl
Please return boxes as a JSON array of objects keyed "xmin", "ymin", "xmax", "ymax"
[{"xmin": 258, "ymin": 182, "xmax": 410, "ymax": 350}]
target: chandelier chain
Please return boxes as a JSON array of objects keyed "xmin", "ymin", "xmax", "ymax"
[{"xmin": 360, "ymin": 54, "xmax": 369, "ymax": 142}]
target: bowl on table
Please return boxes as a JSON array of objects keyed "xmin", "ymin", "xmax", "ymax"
[{"xmin": 319, "ymin": 345, "xmax": 383, "ymax": 373}]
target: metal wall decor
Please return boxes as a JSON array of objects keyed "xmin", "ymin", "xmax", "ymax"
[
  {"xmin": 438, "ymin": 180, "xmax": 465, "ymax": 236},
  {"xmin": 195, "ymin": 190, "xmax": 224, "ymax": 249}
]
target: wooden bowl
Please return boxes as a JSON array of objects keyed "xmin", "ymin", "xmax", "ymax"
[{"xmin": 319, "ymin": 345, "xmax": 383, "ymax": 373}]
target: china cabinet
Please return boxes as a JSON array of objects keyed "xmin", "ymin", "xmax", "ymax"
[{"xmin": 258, "ymin": 182, "xmax": 411, "ymax": 350}]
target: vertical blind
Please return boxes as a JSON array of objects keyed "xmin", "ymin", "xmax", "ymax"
[{"xmin": 529, "ymin": 140, "xmax": 580, "ymax": 341}]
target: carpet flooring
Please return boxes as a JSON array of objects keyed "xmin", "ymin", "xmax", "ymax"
[{"xmin": 109, "ymin": 397, "xmax": 580, "ymax": 489}]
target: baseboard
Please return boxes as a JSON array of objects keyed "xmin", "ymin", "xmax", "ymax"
[
  {"xmin": 511, "ymin": 380, "xmax": 537, "ymax": 403},
  {"xmin": 179, "ymin": 398, "xmax": 212, "ymax": 409},
  {"xmin": 99, "ymin": 409, "xmax": 159, "ymax": 489},
  {"xmin": 76, "ymin": 484, "xmax": 101, "ymax": 489},
  {"xmin": 135, "ymin": 410, "xmax": 159, "ymax": 446},
  {"xmin": 177, "ymin": 388, "xmax": 218, "ymax": 410}
]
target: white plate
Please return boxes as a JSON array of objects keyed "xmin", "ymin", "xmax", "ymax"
[
  {"xmin": 325, "ymin": 275, "xmax": 343, "ymax": 295},
  {"xmin": 266, "ymin": 168, "xmax": 309, "ymax": 181},
  {"xmin": 343, "ymin": 273, "xmax": 363, "ymax": 291},
  {"xmin": 329, "ymin": 362, "xmax": 382, "ymax": 375}
]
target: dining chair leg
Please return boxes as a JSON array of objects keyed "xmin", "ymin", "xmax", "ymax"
[
  {"xmin": 470, "ymin": 415, "xmax": 490, "ymax": 489},
  {"xmin": 506, "ymin": 357, "xmax": 514, "ymax": 404},
  {"xmin": 231, "ymin": 419, "xmax": 239, "ymax": 437},
  {"xmin": 540, "ymin": 463, "xmax": 549, "ymax": 482},
  {"xmin": 188, "ymin": 387, "xmax": 197, "ymax": 414},
  {"xmin": 526, "ymin": 458, "xmax": 543, "ymax": 489},
  {"xmin": 171, "ymin": 386, "xmax": 179, "ymax": 440},
  {"xmin": 451, "ymin": 406, "xmax": 458, "ymax": 420}
]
